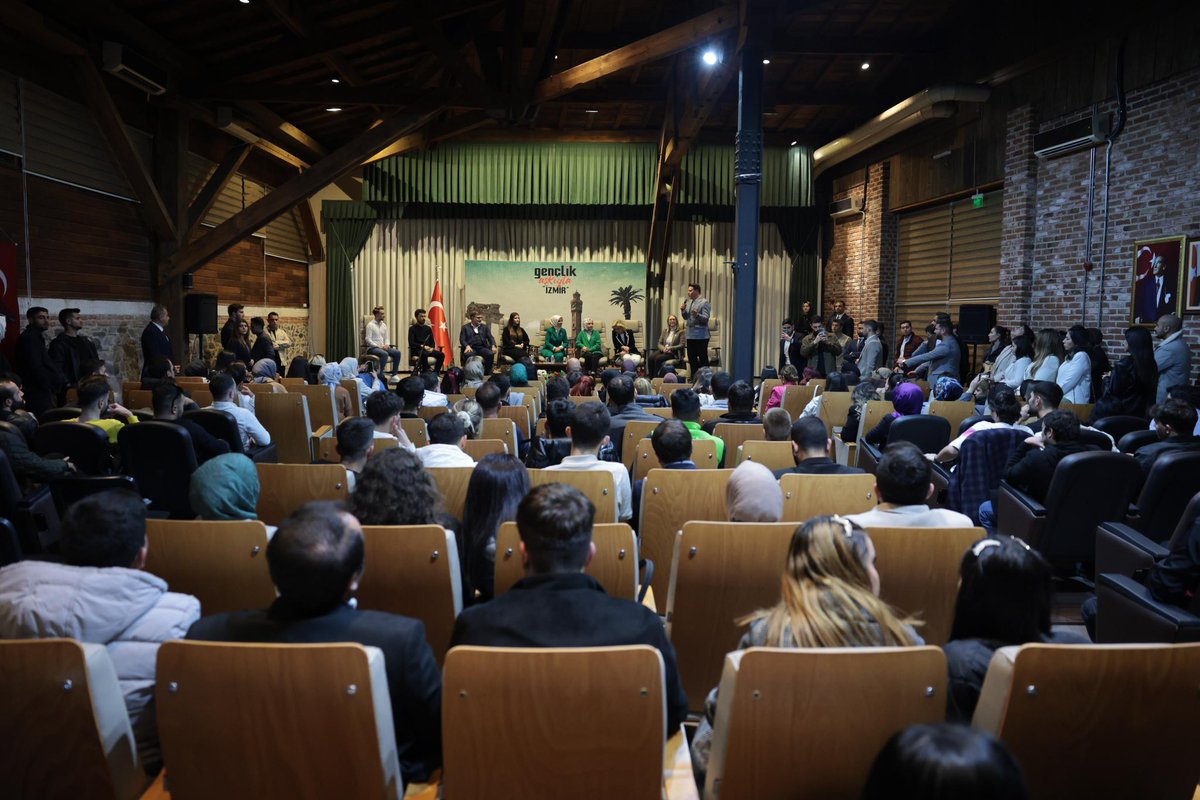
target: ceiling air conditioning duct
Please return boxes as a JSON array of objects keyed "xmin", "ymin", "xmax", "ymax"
[
  {"xmin": 1033, "ymin": 114, "xmax": 1110, "ymax": 159},
  {"xmin": 829, "ymin": 195, "xmax": 863, "ymax": 219},
  {"xmin": 101, "ymin": 42, "xmax": 168, "ymax": 96}
]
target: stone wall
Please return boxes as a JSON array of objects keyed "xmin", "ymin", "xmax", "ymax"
[{"xmin": 189, "ymin": 305, "xmax": 310, "ymax": 371}]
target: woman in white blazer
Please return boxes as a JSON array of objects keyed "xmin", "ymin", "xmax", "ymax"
[
  {"xmin": 999, "ymin": 334, "xmax": 1035, "ymax": 389},
  {"xmin": 1025, "ymin": 329, "xmax": 1064, "ymax": 381},
  {"xmin": 1056, "ymin": 326, "xmax": 1093, "ymax": 404}
]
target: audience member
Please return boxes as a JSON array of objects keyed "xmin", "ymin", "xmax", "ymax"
[
  {"xmin": 335, "ymin": 417, "xmax": 375, "ymax": 489},
  {"xmin": 397, "ymin": 375, "xmax": 424, "ymax": 418},
  {"xmin": 670, "ymin": 388, "xmax": 725, "ymax": 466},
  {"xmin": 317, "ymin": 362, "xmax": 353, "ymax": 421},
  {"xmin": 543, "ymin": 402, "xmax": 632, "ymax": 521},
  {"xmin": 894, "ymin": 319, "xmax": 924, "ymax": 366},
  {"xmin": 453, "ymin": 398, "xmax": 482, "ymax": 440},
  {"xmin": 691, "ymin": 515, "xmax": 920, "ymax": 778},
  {"xmin": 526, "ymin": 398, "xmax": 573, "ymax": 469},
  {"xmin": 848, "ymin": 442, "xmax": 974, "ymax": 528},
  {"xmin": 449, "ymin": 482, "xmax": 688, "ymax": 730},
  {"xmin": 250, "ymin": 358, "xmax": 285, "ymax": 391},
  {"xmin": 189, "ymin": 453, "xmax": 273, "ymax": 534},
  {"xmin": 763, "ymin": 407, "xmax": 792, "ymax": 441},
  {"xmin": 489, "ymin": 373, "xmax": 521, "ymax": 406},
  {"xmin": 420, "ymin": 369, "xmax": 448, "ymax": 407},
  {"xmin": 1086, "ymin": 327, "xmax": 1111, "ymax": 403},
  {"xmin": 417, "ymin": 410, "xmax": 476, "ymax": 468},
  {"xmin": 702, "ymin": 380, "xmax": 762, "ymax": 433},
  {"xmin": 0, "ymin": 376, "xmax": 39, "ymax": 442},
  {"xmin": 210, "ymin": 373, "xmax": 271, "ymax": 451},
  {"xmin": 72, "ymin": 375, "xmax": 137, "ymax": 443},
  {"xmin": 475, "ymin": 381, "xmax": 527, "ymax": 458},
  {"xmin": 227, "ymin": 319, "xmax": 253, "ymax": 364},
  {"xmin": 799, "ymin": 370, "xmax": 848, "ymax": 420},
  {"xmin": 944, "ymin": 536, "xmax": 1086, "ymax": 722},
  {"xmin": 829, "ymin": 299, "xmax": 855, "ymax": 337},
  {"xmin": 1025, "ymin": 328, "xmax": 1064, "ymax": 381},
  {"xmin": 140, "ymin": 304, "xmax": 173, "ymax": 379},
  {"xmin": 460, "ymin": 453, "xmax": 530, "ymax": 602},
  {"xmin": 934, "ymin": 385, "xmax": 1029, "ymax": 463},
  {"xmin": 0, "ymin": 490, "xmax": 200, "ymax": 771},
  {"xmin": 265, "ymin": 312, "xmax": 291, "ymax": 368},
  {"xmin": 775, "ymin": 416, "xmax": 864, "ymax": 477},
  {"xmin": 1150, "ymin": 386, "xmax": 1200, "ymax": 437},
  {"xmin": 707, "ymin": 371, "xmax": 733, "ymax": 410},
  {"xmin": 1056, "ymin": 325, "xmax": 1092, "ymax": 403},
  {"xmin": 900, "ymin": 318, "xmax": 960, "ymax": 381},
  {"xmin": 0, "ymin": 378, "xmax": 73, "ymax": 483},
  {"xmin": 779, "ymin": 317, "xmax": 803, "ymax": 371},
  {"xmin": 48, "ymin": 307, "xmax": 99, "ymax": 399},
  {"xmin": 152, "ymin": 383, "xmax": 229, "ymax": 464},
  {"xmin": 349, "ymin": 447, "xmax": 460, "ymax": 535},
  {"xmin": 726, "ymin": 461, "xmax": 783, "ymax": 522},
  {"xmin": 862, "ymin": 381, "xmax": 924, "ymax": 447},
  {"xmin": 983, "ymin": 325, "xmax": 1013, "ymax": 378},
  {"xmin": 861, "ymin": 724, "xmax": 1029, "ymax": 800},
  {"xmin": 800, "ymin": 317, "xmax": 843, "ymax": 377},
  {"xmin": 857, "ymin": 319, "xmax": 884, "ymax": 375},
  {"xmin": 14, "ymin": 306, "xmax": 61, "ymax": 415},
  {"xmin": 462, "ymin": 357, "xmax": 487, "ymax": 389},
  {"xmin": 1092, "ymin": 326, "xmax": 1157, "ymax": 421},
  {"xmin": 630, "ymin": 419, "xmax": 696, "ymax": 530},
  {"xmin": 605, "ymin": 373, "xmax": 657, "ymax": 461},
  {"xmin": 765, "ymin": 365, "xmax": 800, "ymax": 411},
  {"xmin": 841, "ymin": 381, "xmax": 881, "ymax": 444},
  {"xmin": 997, "ymin": 334, "xmax": 1035, "ymax": 389},
  {"xmin": 248, "ymin": 316, "xmax": 275, "ymax": 365},
  {"xmin": 1133, "ymin": 398, "xmax": 1200, "ymax": 479},
  {"xmin": 219, "ymin": 303, "xmax": 245, "ymax": 350},
  {"xmin": 1153, "ymin": 313, "xmax": 1191, "ymax": 405},
  {"xmin": 365, "ymin": 389, "xmax": 404, "ymax": 443},
  {"xmin": 186, "ymin": 501, "xmax": 441, "ymax": 783}
]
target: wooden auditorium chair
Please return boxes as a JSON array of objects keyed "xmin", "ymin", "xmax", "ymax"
[
  {"xmin": 255, "ymin": 463, "xmax": 350, "ymax": 526},
  {"xmin": 633, "ymin": 437, "xmax": 718, "ymax": 480},
  {"xmin": 144, "ymin": 519, "xmax": 276, "ymax": 615},
  {"xmin": 462, "ymin": 438, "xmax": 507, "ymax": 460},
  {"xmin": 427, "ymin": 466, "xmax": 474, "ymax": 520},
  {"xmin": 493, "ymin": 521, "xmax": 639, "ymax": 601},
  {"xmin": 254, "ymin": 391, "xmax": 317, "ymax": 464},
  {"xmin": 528, "ymin": 468, "xmax": 619, "ymax": 524},
  {"xmin": 621, "ymin": 419, "xmax": 661, "ymax": 473},
  {"xmin": 736, "ymin": 440, "xmax": 795, "ymax": 472},
  {"xmin": 780, "ymin": 472, "xmax": 877, "ymax": 520}
]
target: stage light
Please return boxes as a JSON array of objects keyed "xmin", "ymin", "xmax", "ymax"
[
  {"xmin": 762, "ymin": 58, "xmax": 770, "ymax": 65},
  {"xmin": 702, "ymin": 50, "xmax": 719, "ymax": 66},
  {"xmin": 331, "ymin": 78, "xmax": 340, "ymax": 83},
  {"xmin": 584, "ymin": 109, "xmax": 599, "ymax": 113},
  {"xmin": 326, "ymin": 107, "xmax": 342, "ymax": 112},
  {"xmin": 861, "ymin": 62, "xmax": 870, "ymax": 70}
]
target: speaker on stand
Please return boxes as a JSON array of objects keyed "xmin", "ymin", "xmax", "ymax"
[
  {"xmin": 184, "ymin": 293, "xmax": 218, "ymax": 366},
  {"xmin": 958, "ymin": 304, "xmax": 997, "ymax": 375}
]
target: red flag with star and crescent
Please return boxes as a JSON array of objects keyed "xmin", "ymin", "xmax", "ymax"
[{"xmin": 428, "ymin": 280, "xmax": 453, "ymax": 367}]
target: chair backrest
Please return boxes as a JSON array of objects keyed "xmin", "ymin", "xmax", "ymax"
[
  {"xmin": 1077, "ymin": 427, "xmax": 1113, "ymax": 450},
  {"xmin": 1091, "ymin": 414, "xmax": 1148, "ymax": 441},
  {"xmin": 1060, "ymin": 402, "xmax": 1094, "ymax": 421},
  {"xmin": 498, "ymin": 405, "xmax": 532, "ymax": 440},
  {"xmin": 756, "ymin": 379, "xmax": 782, "ymax": 417},
  {"xmin": 442, "ymin": 646, "xmax": 665, "ymax": 800},
  {"xmin": 886, "ymin": 414, "xmax": 951, "ymax": 452},
  {"xmin": 47, "ymin": 474, "xmax": 139, "ymax": 519},
  {"xmin": 183, "ymin": 408, "xmax": 244, "ymax": 453},
  {"xmin": 187, "ymin": 387, "xmax": 213, "ymax": 408},
  {"xmin": 293, "ymin": 384, "xmax": 339, "ymax": 429},
  {"xmin": 280, "ymin": 377, "xmax": 307, "ymax": 389},
  {"xmin": 528, "ymin": 468, "xmax": 617, "ymax": 524},
  {"xmin": 780, "ymin": 472, "xmax": 877, "ymax": 520},
  {"xmin": 427, "ymin": 466, "xmax": 475, "ymax": 520},
  {"xmin": 357, "ymin": 525, "xmax": 463, "ymax": 663},
  {"xmin": 145, "ymin": 519, "xmax": 275, "ymax": 615},
  {"xmin": 255, "ymin": 463, "xmax": 350, "ymax": 525},
  {"xmin": 156, "ymin": 641, "xmax": 402, "ymax": 799},
  {"xmin": 640, "ymin": 468, "xmax": 734, "ymax": 607},
  {"xmin": 400, "ymin": 418, "xmax": 428, "ymax": 448},
  {"xmin": 737, "ymin": 440, "xmax": 795, "ymax": 471},
  {"xmin": 1039, "ymin": 451, "xmax": 1143, "ymax": 564},
  {"xmin": 928, "ymin": 400, "xmax": 977, "ymax": 435},
  {"xmin": 120, "ymin": 381, "xmax": 141, "ymax": 400},
  {"xmin": 621, "ymin": 419, "xmax": 661, "ymax": 472},
  {"xmin": 1132, "ymin": 450, "xmax": 1200, "ymax": 537},
  {"xmin": 417, "ymin": 405, "xmax": 448, "ymax": 421},
  {"xmin": 254, "ymin": 392, "xmax": 314, "ymax": 464},
  {"xmin": 782, "ymin": 383, "xmax": 815, "ymax": 420},
  {"xmin": 698, "ymin": 407, "xmax": 725, "ymax": 424},
  {"xmin": 643, "ymin": 406, "xmax": 672, "ymax": 418},
  {"xmin": 666, "ymin": 521, "xmax": 796, "ymax": 712},
  {"xmin": 712, "ymin": 423, "xmax": 765, "ymax": 464},
  {"xmin": 494, "ymin": 522, "xmax": 639, "ymax": 600},
  {"xmin": 339, "ymin": 379, "xmax": 363, "ymax": 416},
  {"xmin": 857, "ymin": 399, "xmax": 896, "ymax": 441},
  {"xmin": 35, "ymin": 421, "xmax": 112, "ymax": 475},
  {"xmin": 39, "ymin": 406, "xmax": 83, "ymax": 423},
  {"xmin": 126, "ymin": 389, "xmax": 153, "ymax": 409},
  {"xmin": 973, "ymin": 643, "xmax": 1200, "ymax": 800},
  {"xmin": 659, "ymin": 382, "xmax": 690, "ymax": 400},
  {"xmin": 817, "ymin": 391, "xmax": 855, "ymax": 439},
  {"xmin": 0, "ymin": 639, "xmax": 146, "ymax": 800},
  {"xmin": 462, "ymin": 438, "xmax": 507, "ymax": 459},
  {"xmin": 705, "ymin": 647, "xmax": 948, "ymax": 799},
  {"xmin": 118, "ymin": 421, "xmax": 199, "ymax": 518},
  {"xmin": 1117, "ymin": 428, "xmax": 1159, "ymax": 454},
  {"xmin": 863, "ymin": 526, "xmax": 984, "ymax": 645},
  {"xmin": 480, "ymin": 418, "xmax": 517, "ymax": 456},
  {"xmin": 633, "ymin": 436, "xmax": 717, "ymax": 480}
]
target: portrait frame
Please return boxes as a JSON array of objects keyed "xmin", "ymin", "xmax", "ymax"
[
  {"xmin": 1130, "ymin": 235, "xmax": 1186, "ymax": 327},
  {"xmin": 1185, "ymin": 240, "xmax": 1200, "ymax": 314}
]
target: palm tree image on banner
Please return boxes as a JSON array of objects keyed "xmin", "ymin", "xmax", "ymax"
[{"xmin": 464, "ymin": 261, "xmax": 646, "ymax": 338}]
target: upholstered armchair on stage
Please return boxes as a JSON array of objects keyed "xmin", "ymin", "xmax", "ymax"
[{"xmin": 707, "ymin": 318, "xmax": 722, "ymax": 368}]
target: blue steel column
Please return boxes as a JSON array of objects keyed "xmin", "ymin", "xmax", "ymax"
[{"xmin": 731, "ymin": 34, "xmax": 763, "ymax": 382}]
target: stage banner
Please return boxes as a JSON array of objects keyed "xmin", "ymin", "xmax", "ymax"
[{"xmin": 464, "ymin": 260, "xmax": 646, "ymax": 341}]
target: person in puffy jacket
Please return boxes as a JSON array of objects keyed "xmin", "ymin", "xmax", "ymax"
[{"xmin": 0, "ymin": 490, "xmax": 200, "ymax": 773}]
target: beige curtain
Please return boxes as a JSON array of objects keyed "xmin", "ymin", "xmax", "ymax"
[{"xmin": 352, "ymin": 218, "xmax": 791, "ymax": 374}]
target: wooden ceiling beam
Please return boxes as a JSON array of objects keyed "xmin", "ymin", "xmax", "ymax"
[
  {"xmin": 72, "ymin": 56, "xmax": 176, "ymax": 241},
  {"xmin": 363, "ymin": 110, "xmax": 492, "ymax": 164},
  {"xmin": 399, "ymin": 1, "xmax": 502, "ymax": 107},
  {"xmin": 164, "ymin": 109, "xmax": 485, "ymax": 283},
  {"xmin": 186, "ymin": 143, "xmax": 251, "ymax": 238},
  {"xmin": 533, "ymin": 6, "xmax": 739, "ymax": 103},
  {"xmin": 189, "ymin": 81, "xmax": 452, "ymax": 107},
  {"xmin": 6, "ymin": 2, "xmax": 87, "ymax": 57},
  {"xmin": 298, "ymin": 198, "xmax": 325, "ymax": 263}
]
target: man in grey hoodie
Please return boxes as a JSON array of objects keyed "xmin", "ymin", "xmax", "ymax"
[{"xmin": 0, "ymin": 491, "xmax": 199, "ymax": 772}]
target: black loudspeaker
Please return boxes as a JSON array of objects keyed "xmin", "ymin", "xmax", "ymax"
[
  {"xmin": 958, "ymin": 304, "xmax": 997, "ymax": 344},
  {"xmin": 184, "ymin": 293, "xmax": 218, "ymax": 335}
]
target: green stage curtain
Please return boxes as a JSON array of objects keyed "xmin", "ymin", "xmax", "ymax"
[{"xmin": 323, "ymin": 202, "xmax": 378, "ymax": 362}]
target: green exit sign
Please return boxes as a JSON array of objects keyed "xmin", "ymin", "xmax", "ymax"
[{"xmin": 971, "ymin": 192, "xmax": 984, "ymax": 208}]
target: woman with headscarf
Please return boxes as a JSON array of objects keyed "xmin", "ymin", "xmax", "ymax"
[
  {"xmin": 339, "ymin": 356, "xmax": 376, "ymax": 408},
  {"xmin": 250, "ymin": 358, "xmax": 286, "ymax": 392},
  {"xmin": 540, "ymin": 315, "xmax": 569, "ymax": 363},
  {"xmin": 189, "ymin": 453, "xmax": 277, "ymax": 536},
  {"xmin": 285, "ymin": 356, "xmax": 310, "ymax": 382},
  {"xmin": 863, "ymin": 381, "xmax": 924, "ymax": 446},
  {"xmin": 575, "ymin": 318, "xmax": 604, "ymax": 373},
  {"xmin": 726, "ymin": 461, "xmax": 784, "ymax": 522},
  {"xmin": 462, "ymin": 357, "xmax": 486, "ymax": 389},
  {"xmin": 319, "ymin": 362, "xmax": 353, "ymax": 421},
  {"xmin": 510, "ymin": 362, "xmax": 529, "ymax": 388}
]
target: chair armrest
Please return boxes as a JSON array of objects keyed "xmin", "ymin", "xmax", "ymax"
[
  {"xmin": 1095, "ymin": 521, "xmax": 1169, "ymax": 579},
  {"xmin": 996, "ymin": 481, "xmax": 1045, "ymax": 543},
  {"xmin": 929, "ymin": 460, "xmax": 952, "ymax": 483},
  {"xmin": 1096, "ymin": 573, "xmax": 1200, "ymax": 643},
  {"xmin": 311, "ymin": 425, "xmax": 333, "ymax": 439},
  {"xmin": 998, "ymin": 481, "xmax": 1045, "ymax": 516}
]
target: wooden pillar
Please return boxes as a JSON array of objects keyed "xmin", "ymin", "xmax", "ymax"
[{"xmin": 153, "ymin": 108, "xmax": 189, "ymax": 366}]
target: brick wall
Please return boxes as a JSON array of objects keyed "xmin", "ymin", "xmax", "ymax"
[{"xmin": 823, "ymin": 162, "xmax": 896, "ymax": 338}]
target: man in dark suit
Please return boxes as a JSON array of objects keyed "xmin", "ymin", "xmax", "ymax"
[
  {"xmin": 150, "ymin": 383, "xmax": 229, "ymax": 465},
  {"xmin": 774, "ymin": 416, "xmax": 864, "ymax": 478},
  {"xmin": 894, "ymin": 320, "xmax": 923, "ymax": 364},
  {"xmin": 220, "ymin": 303, "xmax": 245, "ymax": 350},
  {"xmin": 14, "ymin": 306, "xmax": 62, "ymax": 416},
  {"xmin": 187, "ymin": 501, "xmax": 442, "ymax": 784},
  {"xmin": 830, "ymin": 300, "xmax": 855, "ymax": 338},
  {"xmin": 605, "ymin": 373, "xmax": 658, "ymax": 462},
  {"xmin": 779, "ymin": 318, "xmax": 804, "ymax": 371},
  {"xmin": 459, "ymin": 310, "xmax": 496, "ymax": 374},
  {"xmin": 249, "ymin": 316, "xmax": 275, "ymax": 364},
  {"xmin": 450, "ymin": 481, "xmax": 689, "ymax": 734},
  {"xmin": 631, "ymin": 419, "xmax": 697, "ymax": 530},
  {"xmin": 140, "ymin": 304, "xmax": 173, "ymax": 378}
]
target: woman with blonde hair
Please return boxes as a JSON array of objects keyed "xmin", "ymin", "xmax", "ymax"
[
  {"xmin": 691, "ymin": 515, "xmax": 921, "ymax": 776},
  {"xmin": 1024, "ymin": 328, "xmax": 1065, "ymax": 381},
  {"xmin": 650, "ymin": 313, "xmax": 684, "ymax": 376},
  {"xmin": 540, "ymin": 314, "xmax": 569, "ymax": 363},
  {"xmin": 611, "ymin": 320, "xmax": 642, "ymax": 367}
]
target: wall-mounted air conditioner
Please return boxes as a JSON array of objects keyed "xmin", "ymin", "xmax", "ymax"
[
  {"xmin": 1034, "ymin": 114, "xmax": 1110, "ymax": 159},
  {"xmin": 829, "ymin": 195, "xmax": 863, "ymax": 220},
  {"xmin": 102, "ymin": 42, "xmax": 168, "ymax": 96}
]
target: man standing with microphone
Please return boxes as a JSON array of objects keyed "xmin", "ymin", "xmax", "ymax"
[{"xmin": 681, "ymin": 282, "xmax": 711, "ymax": 372}]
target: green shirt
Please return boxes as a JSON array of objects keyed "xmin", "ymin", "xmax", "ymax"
[
  {"xmin": 681, "ymin": 420, "xmax": 725, "ymax": 466},
  {"xmin": 576, "ymin": 329, "xmax": 602, "ymax": 354}
]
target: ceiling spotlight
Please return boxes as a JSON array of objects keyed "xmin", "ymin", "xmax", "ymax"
[
  {"xmin": 554, "ymin": 54, "xmax": 559, "ymax": 60},
  {"xmin": 762, "ymin": 58, "xmax": 770, "ymax": 65},
  {"xmin": 326, "ymin": 107, "xmax": 342, "ymax": 112},
  {"xmin": 790, "ymin": 140, "xmax": 798, "ymax": 147},
  {"xmin": 702, "ymin": 50, "xmax": 719, "ymax": 66},
  {"xmin": 861, "ymin": 62, "xmax": 870, "ymax": 70},
  {"xmin": 238, "ymin": 0, "xmax": 249, "ymax": 4},
  {"xmin": 584, "ymin": 109, "xmax": 599, "ymax": 114},
  {"xmin": 331, "ymin": 78, "xmax": 340, "ymax": 84}
]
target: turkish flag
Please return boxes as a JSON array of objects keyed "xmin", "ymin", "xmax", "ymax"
[{"xmin": 428, "ymin": 280, "xmax": 453, "ymax": 367}]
